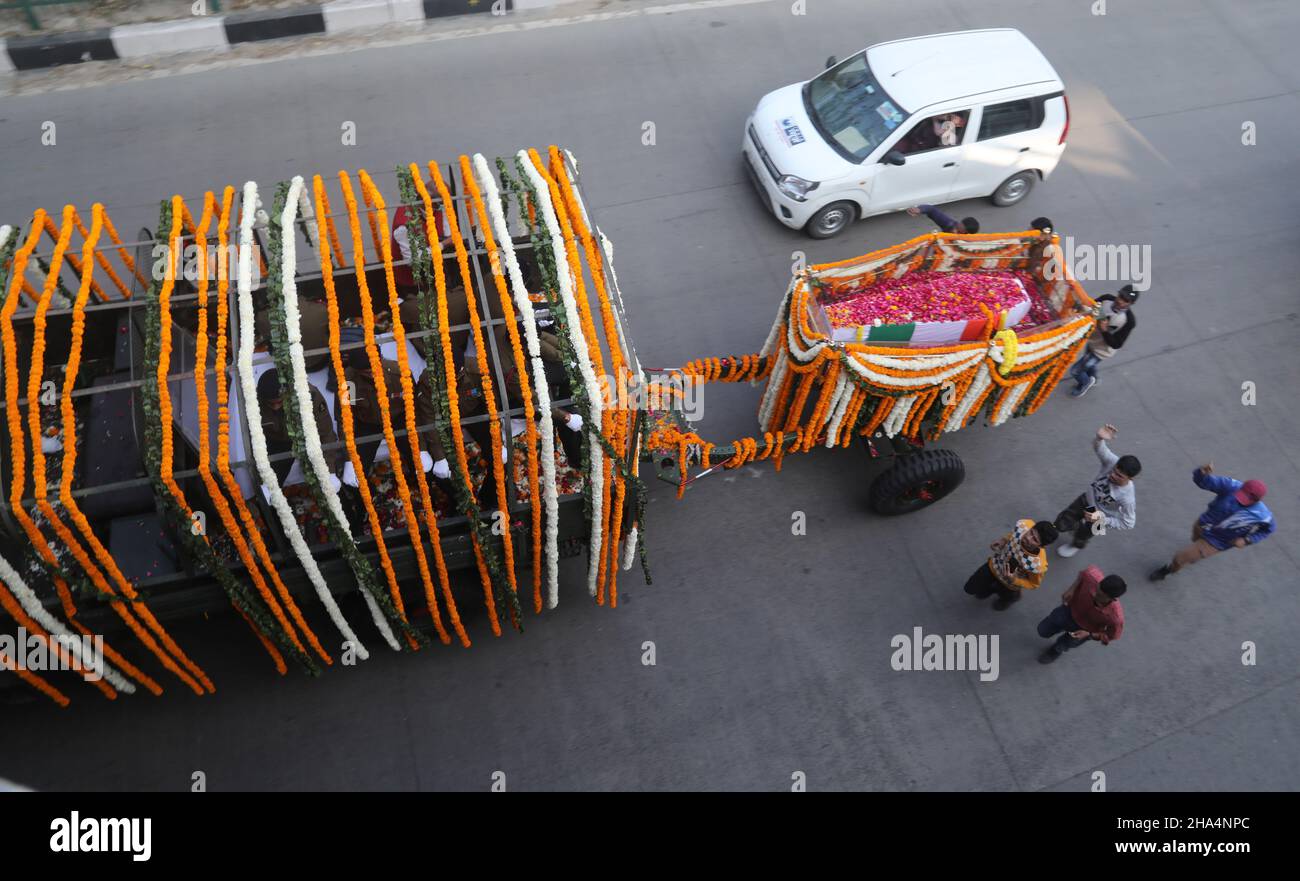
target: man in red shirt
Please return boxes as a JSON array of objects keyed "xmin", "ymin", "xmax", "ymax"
[{"xmin": 1036, "ymin": 566, "xmax": 1126, "ymax": 663}]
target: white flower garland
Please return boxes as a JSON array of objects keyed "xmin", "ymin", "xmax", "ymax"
[
  {"xmin": 944, "ymin": 364, "xmax": 993, "ymax": 432},
  {"xmin": 756, "ymin": 287, "xmax": 794, "ymax": 427},
  {"xmin": 860, "ymin": 347, "xmax": 984, "ymax": 372},
  {"xmin": 559, "ymin": 157, "xmax": 644, "ymax": 388},
  {"xmin": 0, "ymin": 551, "xmax": 134, "ymax": 693},
  {"xmin": 757, "ymin": 349, "xmax": 788, "ymax": 431},
  {"xmin": 235, "ymin": 181, "xmax": 383, "ymax": 658},
  {"xmin": 0, "ymin": 225, "xmax": 11, "ymax": 249},
  {"xmin": 881, "ymin": 394, "xmax": 917, "ymax": 437},
  {"xmin": 991, "ymin": 380, "xmax": 1032, "ymax": 426},
  {"xmin": 824, "ymin": 372, "xmax": 854, "ymax": 447},
  {"xmin": 473, "ymin": 154, "xmax": 561, "ymax": 608},
  {"xmin": 279, "ymin": 177, "xmax": 356, "ymax": 548},
  {"xmin": 843, "ymin": 351, "xmax": 982, "ymax": 389},
  {"xmin": 598, "ymin": 232, "xmax": 645, "ymax": 381},
  {"xmin": 620, "ymin": 524, "xmax": 639, "ymax": 571},
  {"xmin": 519, "ymin": 151, "xmax": 606, "ymax": 598},
  {"xmin": 758, "ymin": 285, "xmax": 791, "ymax": 360},
  {"xmin": 297, "ymin": 184, "xmax": 319, "ymax": 254},
  {"xmin": 785, "ymin": 283, "xmax": 830, "ymax": 364}
]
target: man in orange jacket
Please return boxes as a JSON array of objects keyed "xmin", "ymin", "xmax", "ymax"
[{"xmin": 964, "ymin": 519, "xmax": 1059, "ymax": 611}]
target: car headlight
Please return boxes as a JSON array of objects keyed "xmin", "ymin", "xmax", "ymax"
[{"xmin": 777, "ymin": 175, "xmax": 819, "ymax": 201}]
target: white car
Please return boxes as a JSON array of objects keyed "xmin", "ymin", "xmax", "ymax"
[{"xmin": 743, "ymin": 28, "xmax": 1069, "ymax": 238}]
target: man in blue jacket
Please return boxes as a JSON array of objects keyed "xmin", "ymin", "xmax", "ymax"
[{"xmin": 1149, "ymin": 464, "xmax": 1275, "ymax": 581}]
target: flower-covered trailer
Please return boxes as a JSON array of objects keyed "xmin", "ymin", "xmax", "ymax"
[
  {"xmin": 644, "ymin": 228, "xmax": 1097, "ymax": 514},
  {"xmin": 0, "ymin": 148, "xmax": 649, "ymax": 705}
]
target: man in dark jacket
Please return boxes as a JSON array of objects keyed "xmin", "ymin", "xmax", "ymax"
[
  {"xmin": 256, "ymin": 368, "xmax": 341, "ymax": 487},
  {"xmin": 907, "ymin": 204, "xmax": 979, "ymax": 234},
  {"xmin": 1070, "ymin": 284, "xmax": 1139, "ymax": 397}
]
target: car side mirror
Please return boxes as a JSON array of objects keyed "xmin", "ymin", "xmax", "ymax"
[
  {"xmin": 882, "ymin": 150, "xmax": 907, "ymax": 166},
  {"xmin": 825, "ymin": 55, "xmax": 837, "ymax": 70}
]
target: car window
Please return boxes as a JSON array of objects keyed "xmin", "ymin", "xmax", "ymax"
[
  {"xmin": 978, "ymin": 99, "xmax": 1044, "ymax": 140},
  {"xmin": 894, "ymin": 111, "xmax": 971, "ymax": 156},
  {"xmin": 804, "ymin": 53, "xmax": 906, "ymax": 162}
]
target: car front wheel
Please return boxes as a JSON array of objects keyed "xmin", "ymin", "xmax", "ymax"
[{"xmin": 804, "ymin": 201, "xmax": 858, "ymax": 239}]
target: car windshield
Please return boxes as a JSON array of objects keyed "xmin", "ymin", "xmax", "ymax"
[{"xmin": 804, "ymin": 53, "xmax": 906, "ymax": 162}]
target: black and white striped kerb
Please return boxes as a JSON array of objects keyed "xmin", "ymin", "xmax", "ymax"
[
  {"xmin": 4, "ymin": 28, "xmax": 118, "ymax": 71},
  {"xmin": 223, "ymin": 7, "xmax": 328, "ymax": 44},
  {"xmin": 2, "ymin": 0, "xmax": 524, "ymax": 72}
]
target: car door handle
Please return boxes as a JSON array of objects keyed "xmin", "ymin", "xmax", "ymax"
[
  {"xmin": 943, "ymin": 162, "xmax": 956, "ymax": 168},
  {"xmin": 1018, "ymin": 147, "xmax": 1030, "ymax": 152}
]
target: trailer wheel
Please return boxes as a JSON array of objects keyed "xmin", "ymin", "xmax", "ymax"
[{"xmin": 869, "ymin": 449, "xmax": 965, "ymax": 515}]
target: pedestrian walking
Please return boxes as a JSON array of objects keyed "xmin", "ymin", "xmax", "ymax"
[
  {"xmin": 1054, "ymin": 423, "xmax": 1140, "ymax": 558},
  {"xmin": 1149, "ymin": 465, "xmax": 1275, "ymax": 581},
  {"xmin": 1069, "ymin": 284, "xmax": 1139, "ymax": 397},
  {"xmin": 965, "ymin": 519, "xmax": 1059, "ymax": 611},
  {"xmin": 1037, "ymin": 566, "xmax": 1125, "ymax": 664}
]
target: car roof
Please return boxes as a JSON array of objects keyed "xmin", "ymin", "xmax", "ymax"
[{"xmin": 865, "ymin": 29, "xmax": 1062, "ymax": 114}]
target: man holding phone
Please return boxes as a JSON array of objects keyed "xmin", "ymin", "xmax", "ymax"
[
  {"xmin": 1037, "ymin": 566, "xmax": 1126, "ymax": 664},
  {"xmin": 1054, "ymin": 424, "xmax": 1140, "ymax": 558},
  {"xmin": 965, "ymin": 519, "xmax": 1059, "ymax": 611}
]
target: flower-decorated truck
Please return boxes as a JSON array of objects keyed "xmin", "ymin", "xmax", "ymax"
[
  {"xmin": 0, "ymin": 145, "xmax": 1095, "ymax": 707},
  {"xmin": 644, "ymin": 227, "xmax": 1097, "ymax": 514},
  {"xmin": 0, "ymin": 149, "xmax": 649, "ymax": 704}
]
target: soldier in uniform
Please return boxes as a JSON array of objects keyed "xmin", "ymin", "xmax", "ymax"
[{"xmin": 255, "ymin": 368, "xmax": 341, "ymax": 488}]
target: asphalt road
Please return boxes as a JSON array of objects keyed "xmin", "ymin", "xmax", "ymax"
[{"xmin": 1, "ymin": 0, "xmax": 1298, "ymax": 791}]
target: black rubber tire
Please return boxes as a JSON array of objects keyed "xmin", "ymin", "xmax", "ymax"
[
  {"xmin": 868, "ymin": 449, "xmax": 966, "ymax": 515},
  {"xmin": 804, "ymin": 201, "xmax": 858, "ymax": 239},
  {"xmin": 990, "ymin": 171, "xmax": 1036, "ymax": 207}
]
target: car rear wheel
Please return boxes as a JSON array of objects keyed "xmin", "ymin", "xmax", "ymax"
[
  {"xmin": 868, "ymin": 449, "xmax": 965, "ymax": 515},
  {"xmin": 804, "ymin": 201, "xmax": 858, "ymax": 239},
  {"xmin": 990, "ymin": 172, "xmax": 1036, "ymax": 207}
]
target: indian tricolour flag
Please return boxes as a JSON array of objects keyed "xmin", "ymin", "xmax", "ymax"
[{"xmin": 831, "ymin": 298, "xmax": 1030, "ymax": 345}]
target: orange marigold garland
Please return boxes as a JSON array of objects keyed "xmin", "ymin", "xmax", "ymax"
[
  {"xmin": 551, "ymin": 148, "xmax": 631, "ymax": 605},
  {"xmin": 190, "ymin": 191, "xmax": 323, "ymax": 667},
  {"xmin": 411, "ymin": 164, "xmax": 504, "ymax": 635},
  {"xmin": 0, "ymin": 645, "xmax": 69, "ymax": 707},
  {"xmin": 54, "ymin": 205, "xmax": 169, "ymax": 697},
  {"xmin": 337, "ymin": 171, "xmax": 437, "ymax": 639},
  {"xmin": 313, "ymin": 176, "xmax": 410, "ymax": 630},
  {"xmin": 431, "ymin": 160, "xmax": 520, "ymax": 613},
  {"xmin": 7, "ymin": 209, "xmax": 184, "ymax": 696},
  {"xmin": 462, "ymin": 156, "xmax": 544, "ymax": 609},
  {"xmin": 211, "ymin": 187, "xmax": 331, "ymax": 665},
  {"xmin": 358, "ymin": 169, "xmax": 464, "ymax": 647},
  {"xmin": 154, "ymin": 195, "xmax": 311, "ymax": 679}
]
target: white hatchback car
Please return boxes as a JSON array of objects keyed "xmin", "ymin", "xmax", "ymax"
[{"xmin": 743, "ymin": 28, "xmax": 1069, "ymax": 238}]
